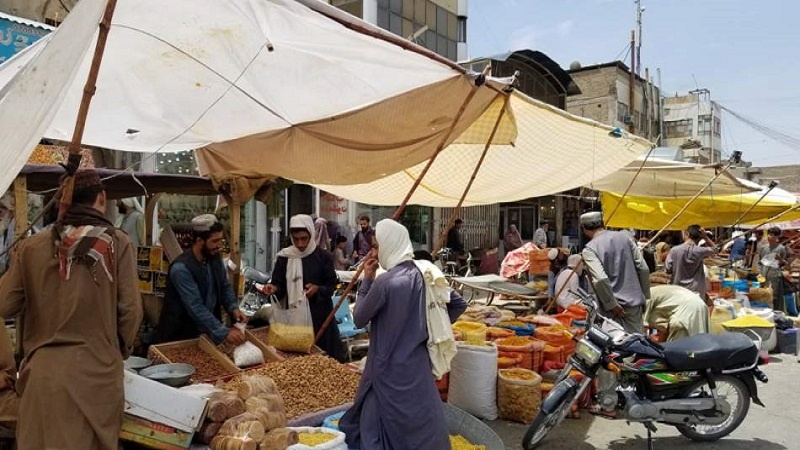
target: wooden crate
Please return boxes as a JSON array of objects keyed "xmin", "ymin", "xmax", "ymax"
[{"xmin": 148, "ymin": 337, "xmax": 239, "ymax": 382}]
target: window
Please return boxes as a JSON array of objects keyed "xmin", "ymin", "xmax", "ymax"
[
  {"xmin": 617, "ymin": 102, "xmax": 629, "ymax": 123},
  {"xmin": 390, "ymin": 0, "xmax": 402, "ymax": 13},
  {"xmin": 447, "ymin": 12, "xmax": 458, "ymax": 40},
  {"xmin": 713, "ymin": 117, "xmax": 721, "ymax": 137},
  {"xmin": 426, "ymin": 2, "xmax": 437, "ymax": 29},
  {"xmin": 377, "ymin": 0, "xmax": 389, "ymax": 7},
  {"xmin": 457, "ymin": 16, "xmax": 467, "ymax": 42},
  {"xmin": 436, "ymin": 6, "xmax": 448, "ymax": 35},
  {"xmin": 403, "ymin": 0, "xmax": 414, "ymax": 16},
  {"xmin": 377, "ymin": 6, "xmax": 389, "ymax": 29},
  {"xmin": 448, "ymin": 40, "xmax": 457, "ymax": 61},
  {"xmin": 698, "ymin": 115, "xmax": 711, "ymax": 135},
  {"xmin": 389, "ymin": 12, "xmax": 402, "ymax": 35},
  {"xmin": 414, "ymin": 0, "xmax": 426, "ymax": 23},
  {"xmin": 665, "ymin": 119, "xmax": 693, "ymax": 138},
  {"xmin": 402, "ymin": 18, "xmax": 413, "ymax": 38}
]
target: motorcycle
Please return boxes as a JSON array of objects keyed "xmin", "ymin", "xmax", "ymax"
[
  {"xmin": 523, "ymin": 288, "xmax": 769, "ymax": 450},
  {"xmin": 239, "ymin": 266, "xmax": 273, "ymax": 324}
]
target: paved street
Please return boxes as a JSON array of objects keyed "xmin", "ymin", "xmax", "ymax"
[{"xmin": 487, "ymin": 353, "xmax": 797, "ymax": 450}]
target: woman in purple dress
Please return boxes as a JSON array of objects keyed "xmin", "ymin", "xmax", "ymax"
[{"xmin": 340, "ymin": 219, "xmax": 467, "ymax": 450}]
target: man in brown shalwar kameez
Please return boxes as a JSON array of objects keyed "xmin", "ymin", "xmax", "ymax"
[{"xmin": 0, "ymin": 169, "xmax": 142, "ymax": 450}]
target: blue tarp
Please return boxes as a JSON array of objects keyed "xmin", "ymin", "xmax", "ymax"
[{"xmin": 0, "ymin": 14, "xmax": 52, "ymax": 64}]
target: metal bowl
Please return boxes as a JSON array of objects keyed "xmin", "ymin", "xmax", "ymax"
[
  {"xmin": 139, "ymin": 363, "xmax": 195, "ymax": 387},
  {"xmin": 124, "ymin": 356, "xmax": 152, "ymax": 372}
]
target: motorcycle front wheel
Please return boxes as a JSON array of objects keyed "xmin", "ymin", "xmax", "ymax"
[
  {"xmin": 522, "ymin": 378, "xmax": 584, "ymax": 450},
  {"xmin": 676, "ymin": 375, "xmax": 750, "ymax": 442}
]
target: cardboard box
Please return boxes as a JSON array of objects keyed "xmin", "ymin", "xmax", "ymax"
[
  {"xmin": 120, "ymin": 371, "xmax": 207, "ymax": 449},
  {"xmin": 153, "ymin": 272, "xmax": 168, "ymax": 295},
  {"xmin": 149, "ymin": 247, "xmax": 164, "ymax": 271},
  {"xmin": 138, "ymin": 247, "xmax": 153, "ymax": 269},
  {"xmin": 138, "ymin": 270, "xmax": 154, "ymax": 293}
]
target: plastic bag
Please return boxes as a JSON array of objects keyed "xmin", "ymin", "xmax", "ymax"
[
  {"xmin": 219, "ymin": 412, "xmax": 266, "ymax": 442},
  {"xmin": 238, "ymin": 375, "xmax": 279, "ymax": 400},
  {"xmin": 268, "ymin": 297, "xmax": 315, "ymax": 353},
  {"xmin": 208, "ymin": 391, "xmax": 247, "ymax": 423},
  {"xmin": 179, "ymin": 383, "xmax": 221, "ymax": 399},
  {"xmin": 447, "ymin": 343, "xmax": 498, "ymax": 420},
  {"xmin": 246, "ymin": 395, "xmax": 285, "ymax": 414},
  {"xmin": 497, "ymin": 368, "xmax": 542, "ymax": 423},
  {"xmin": 233, "ymin": 325, "xmax": 266, "ymax": 368},
  {"xmin": 260, "ymin": 428, "xmax": 299, "ymax": 450},
  {"xmin": 198, "ymin": 421, "xmax": 223, "ymax": 445},
  {"xmin": 286, "ymin": 426, "xmax": 347, "ymax": 450},
  {"xmin": 210, "ymin": 435, "xmax": 258, "ymax": 450},
  {"xmin": 250, "ymin": 407, "xmax": 287, "ymax": 432}
]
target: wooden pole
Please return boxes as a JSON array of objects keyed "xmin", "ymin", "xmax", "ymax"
[
  {"xmin": 230, "ymin": 202, "xmax": 242, "ymax": 297},
  {"xmin": 393, "ymin": 85, "xmax": 483, "ymax": 219},
  {"xmin": 433, "ymin": 94, "xmax": 509, "ymax": 255},
  {"xmin": 12, "ymin": 176, "xmax": 27, "ymax": 359},
  {"xmin": 315, "ymin": 84, "xmax": 486, "ymax": 345},
  {"xmin": 58, "ymin": 0, "xmax": 118, "ymax": 219},
  {"xmin": 604, "ymin": 144, "xmax": 655, "ymax": 224},
  {"xmin": 644, "ymin": 160, "xmax": 736, "ymax": 247},
  {"xmin": 144, "ymin": 193, "xmax": 164, "ymax": 245}
]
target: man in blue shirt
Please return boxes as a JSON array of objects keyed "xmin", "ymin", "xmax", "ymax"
[{"xmin": 157, "ymin": 214, "xmax": 246, "ymax": 345}]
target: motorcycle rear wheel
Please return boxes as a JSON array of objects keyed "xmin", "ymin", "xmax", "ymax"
[
  {"xmin": 522, "ymin": 380, "xmax": 581, "ymax": 450},
  {"xmin": 676, "ymin": 375, "xmax": 750, "ymax": 442}
]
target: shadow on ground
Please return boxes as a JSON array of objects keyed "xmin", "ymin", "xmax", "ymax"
[
  {"xmin": 488, "ymin": 413, "xmax": 597, "ymax": 450},
  {"xmin": 607, "ymin": 436, "xmax": 787, "ymax": 450}
]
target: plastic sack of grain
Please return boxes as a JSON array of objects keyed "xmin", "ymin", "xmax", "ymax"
[
  {"xmin": 448, "ymin": 343, "xmax": 498, "ymax": 420},
  {"xmin": 286, "ymin": 426, "xmax": 347, "ymax": 450}
]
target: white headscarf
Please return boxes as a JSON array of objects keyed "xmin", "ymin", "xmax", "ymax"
[
  {"xmin": 375, "ymin": 219, "xmax": 413, "ymax": 270},
  {"xmin": 566, "ymin": 254, "xmax": 583, "ymax": 275},
  {"xmin": 277, "ymin": 214, "xmax": 317, "ymax": 306}
]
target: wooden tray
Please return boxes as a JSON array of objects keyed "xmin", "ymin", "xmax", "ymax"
[{"xmin": 148, "ymin": 336, "xmax": 239, "ymax": 382}]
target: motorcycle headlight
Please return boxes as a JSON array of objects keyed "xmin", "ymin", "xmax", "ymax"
[{"xmin": 575, "ymin": 339, "xmax": 602, "ymax": 365}]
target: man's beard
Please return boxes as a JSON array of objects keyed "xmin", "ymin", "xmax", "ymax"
[{"xmin": 202, "ymin": 246, "xmax": 219, "ymax": 259}]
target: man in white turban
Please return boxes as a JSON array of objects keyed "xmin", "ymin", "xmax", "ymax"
[
  {"xmin": 116, "ymin": 197, "xmax": 145, "ymax": 248},
  {"xmin": 340, "ymin": 219, "xmax": 467, "ymax": 450},
  {"xmin": 261, "ymin": 215, "xmax": 341, "ymax": 360}
]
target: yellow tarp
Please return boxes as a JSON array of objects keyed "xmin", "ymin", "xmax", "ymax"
[{"xmin": 602, "ymin": 189, "xmax": 800, "ymax": 230}]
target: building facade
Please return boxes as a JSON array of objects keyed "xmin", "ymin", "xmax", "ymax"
[
  {"xmin": 566, "ymin": 61, "xmax": 662, "ymax": 144},
  {"xmin": 662, "ymin": 89, "xmax": 722, "ymax": 164}
]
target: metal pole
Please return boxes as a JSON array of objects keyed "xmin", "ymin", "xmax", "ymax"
[{"xmin": 629, "ymin": 30, "xmax": 636, "ymax": 134}]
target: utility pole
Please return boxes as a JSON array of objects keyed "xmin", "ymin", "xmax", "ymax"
[
  {"xmin": 629, "ymin": 30, "xmax": 636, "ymax": 134},
  {"xmin": 657, "ymin": 68, "xmax": 664, "ymax": 146},
  {"xmin": 635, "ymin": 0, "xmax": 645, "ymax": 76}
]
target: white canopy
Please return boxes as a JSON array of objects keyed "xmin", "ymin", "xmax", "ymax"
[
  {"xmin": 591, "ymin": 157, "xmax": 758, "ymax": 198},
  {"xmin": 0, "ymin": 0, "xmax": 507, "ymax": 193},
  {"xmin": 313, "ymin": 91, "xmax": 655, "ymax": 207}
]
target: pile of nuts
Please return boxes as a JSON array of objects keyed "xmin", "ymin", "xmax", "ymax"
[
  {"xmin": 158, "ymin": 345, "xmax": 232, "ymax": 381},
  {"xmin": 221, "ymin": 355, "xmax": 361, "ymax": 419}
]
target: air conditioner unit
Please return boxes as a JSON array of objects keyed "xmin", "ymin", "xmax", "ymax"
[{"xmin": 622, "ymin": 114, "xmax": 633, "ymax": 124}]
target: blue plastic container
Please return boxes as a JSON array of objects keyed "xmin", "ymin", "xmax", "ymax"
[
  {"xmin": 734, "ymin": 279, "xmax": 749, "ymax": 292},
  {"xmin": 322, "ymin": 411, "xmax": 346, "ymax": 431}
]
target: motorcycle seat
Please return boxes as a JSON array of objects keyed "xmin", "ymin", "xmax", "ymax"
[{"xmin": 662, "ymin": 332, "xmax": 758, "ymax": 372}]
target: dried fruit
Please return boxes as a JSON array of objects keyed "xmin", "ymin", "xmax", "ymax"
[
  {"xmin": 220, "ymin": 355, "xmax": 360, "ymax": 419},
  {"xmin": 158, "ymin": 345, "xmax": 231, "ymax": 381}
]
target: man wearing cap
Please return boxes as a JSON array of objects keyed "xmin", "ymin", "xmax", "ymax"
[
  {"xmin": 116, "ymin": 197, "xmax": 145, "ymax": 248},
  {"xmin": 580, "ymin": 211, "xmax": 650, "ymax": 333},
  {"xmin": 0, "ymin": 169, "xmax": 142, "ymax": 450},
  {"xmin": 158, "ymin": 214, "xmax": 247, "ymax": 345}
]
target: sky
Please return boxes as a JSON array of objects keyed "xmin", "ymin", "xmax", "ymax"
[{"xmin": 467, "ymin": 0, "xmax": 800, "ymax": 167}]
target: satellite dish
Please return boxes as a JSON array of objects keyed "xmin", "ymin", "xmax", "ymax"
[{"xmin": 569, "ymin": 61, "xmax": 582, "ymax": 70}]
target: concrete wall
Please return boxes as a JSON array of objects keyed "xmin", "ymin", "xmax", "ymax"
[
  {"xmin": 0, "ymin": 0, "xmax": 70, "ymax": 23},
  {"xmin": 732, "ymin": 165, "xmax": 800, "ymax": 194}
]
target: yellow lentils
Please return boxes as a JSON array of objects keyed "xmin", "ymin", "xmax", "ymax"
[
  {"xmin": 297, "ymin": 431, "xmax": 337, "ymax": 446},
  {"xmin": 449, "ymin": 434, "xmax": 486, "ymax": 450}
]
